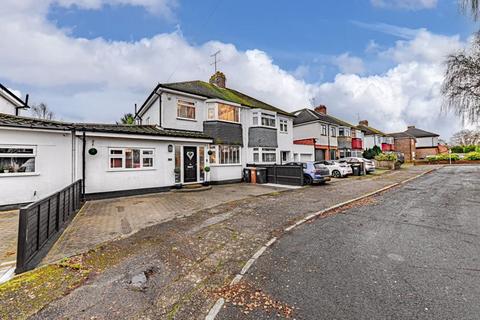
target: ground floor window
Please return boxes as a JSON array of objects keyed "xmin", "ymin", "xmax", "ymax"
[
  {"xmin": 0, "ymin": 145, "xmax": 36, "ymax": 174},
  {"xmin": 281, "ymin": 151, "xmax": 290, "ymax": 163},
  {"xmin": 253, "ymin": 147, "xmax": 277, "ymax": 163},
  {"xmin": 339, "ymin": 149, "xmax": 352, "ymax": 158},
  {"xmin": 209, "ymin": 145, "xmax": 240, "ymax": 165},
  {"xmin": 329, "ymin": 149, "xmax": 337, "ymax": 160},
  {"xmin": 109, "ymin": 147, "xmax": 154, "ymax": 170},
  {"xmin": 351, "ymin": 150, "xmax": 363, "ymax": 158}
]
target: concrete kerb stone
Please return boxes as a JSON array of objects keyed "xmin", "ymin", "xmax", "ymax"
[{"xmin": 204, "ymin": 166, "xmax": 441, "ymax": 320}]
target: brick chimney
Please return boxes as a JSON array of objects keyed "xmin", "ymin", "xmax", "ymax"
[
  {"xmin": 209, "ymin": 71, "xmax": 226, "ymax": 88},
  {"xmin": 314, "ymin": 105, "xmax": 327, "ymax": 114},
  {"xmin": 359, "ymin": 120, "xmax": 369, "ymax": 126}
]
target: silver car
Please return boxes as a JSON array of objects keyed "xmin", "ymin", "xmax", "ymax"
[{"xmin": 337, "ymin": 157, "xmax": 376, "ymax": 174}]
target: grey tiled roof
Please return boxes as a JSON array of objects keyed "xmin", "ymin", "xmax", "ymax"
[
  {"xmin": 0, "ymin": 113, "xmax": 211, "ymax": 139},
  {"xmin": 158, "ymin": 81, "xmax": 293, "ymax": 116},
  {"xmin": 404, "ymin": 127, "xmax": 439, "ymax": 138},
  {"xmin": 293, "ymin": 108, "xmax": 350, "ymax": 127}
]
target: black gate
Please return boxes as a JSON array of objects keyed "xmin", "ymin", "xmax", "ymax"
[
  {"xmin": 246, "ymin": 164, "xmax": 304, "ymax": 186},
  {"xmin": 16, "ymin": 180, "xmax": 83, "ymax": 273}
]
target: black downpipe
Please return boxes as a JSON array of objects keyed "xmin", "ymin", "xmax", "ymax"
[
  {"xmin": 155, "ymin": 91, "xmax": 163, "ymax": 127},
  {"xmin": 82, "ymin": 130, "xmax": 86, "ymax": 200}
]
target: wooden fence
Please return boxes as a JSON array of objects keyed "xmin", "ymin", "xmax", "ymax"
[
  {"xmin": 246, "ymin": 164, "xmax": 304, "ymax": 186},
  {"xmin": 16, "ymin": 180, "xmax": 83, "ymax": 273}
]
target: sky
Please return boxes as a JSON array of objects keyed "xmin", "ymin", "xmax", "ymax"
[{"xmin": 0, "ymin": 0, "xmax": 478, "ymax": 139}]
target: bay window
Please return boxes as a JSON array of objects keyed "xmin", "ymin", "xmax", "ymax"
[
  {"xmin": 253, "ymin": 112, "xmax": 276, "ymax": 128},
  {"xmin": 331, "ymin": 127, "xmax": 337, "ymax": 137},
  {"xmin": 109, "ymin": 148, "xmax": 154, "ymax": 170},
  {"xmin": 209, "ymin": 145, "xmax": 240, "ymax": 165},
  {"xmin": 252, "ymin": 147, "xmax": 277, "ymax": 163},
  {"xmin": 206, "ymin": 103, "xmax": 240, "ymax": 123},
  {"xmin": 177, "ymin": 99, "xmax": 196, "ymax": 120},
  {"xmin": 321, "ymin": 125, "xmax": 327, "ymax": 136},
  {"xmin": 0, "ymin": 146, "xmax": 36, "ymax": 174}
]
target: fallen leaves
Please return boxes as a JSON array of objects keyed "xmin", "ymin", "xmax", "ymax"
[{"xmin": 211, "ymin": 281, "xmax": 294, "ymax": 318}]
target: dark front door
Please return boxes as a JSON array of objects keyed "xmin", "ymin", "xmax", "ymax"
[{"xmin": 183, "ymin": 146, "xmax": 197, "ymax": 183}]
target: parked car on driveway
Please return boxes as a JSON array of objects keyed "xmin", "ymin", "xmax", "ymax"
[
  {"xmin": 286, "ymin": 161, "xmax": 331, "ymax": 185},
  {"xmin": 338, "ymin": 157, "xmax": 376, "ymax": 174},
  {"xmin": 317, "ymin": 160, "xmax": 352, "ymax": 178}
]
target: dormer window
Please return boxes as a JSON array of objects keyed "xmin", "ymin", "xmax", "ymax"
[{"xmin": 177, "ymin": 99, "xmax": 196, "ymax": 120}]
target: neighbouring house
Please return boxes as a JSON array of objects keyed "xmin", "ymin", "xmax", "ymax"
[
  {"xmin": 390, "ymin": 126, "xmax": 441, "ymax": 160},
  {"xmin": 0, "ymin": 83, "xmax": 29, "ymax": 116},
  {"xmin": 292, "ymin": 105, "xmax": 350, "ymax": 161},
  {"xmin": 356, "ymin": 120, "xmax": 394, "ymax": 152},
  {"xmin": 135, "ymin": 71, "xmax": 296, "ymax": 183}
]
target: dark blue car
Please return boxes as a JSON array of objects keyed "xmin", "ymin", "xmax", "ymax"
[{"xmin": 286, "ymin": 161, "xmax": 331, "ymax": 185}]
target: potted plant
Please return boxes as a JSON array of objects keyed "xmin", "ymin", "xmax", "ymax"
[
  {"xmin": 202, "ymin": 166, "xmax": 211, "ymax": 186},
  {"xmin": 174, "ymin": 167, "xmax": 182, "ymax": 189}
]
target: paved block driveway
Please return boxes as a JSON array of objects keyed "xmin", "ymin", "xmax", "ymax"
[{"xmin": 44, "ymin": 183, "xmax": 286, "ymax": 263}]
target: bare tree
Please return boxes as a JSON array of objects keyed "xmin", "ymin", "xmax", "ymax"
[
  {"xmin": 450, "ymin": 129, "xmax": 480, "ymax": 145},
  {"xmin": 31, "ymin": 103, "xmax": 54, "ymax": 120},
  {"xmin": 460, "ymin": 0, "xmax": 480, "ymax": 20}
]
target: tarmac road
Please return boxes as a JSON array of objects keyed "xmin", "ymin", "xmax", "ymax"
[{"xmin": 218, "ymin": 166, "xmax": 480, "ymax": 320}]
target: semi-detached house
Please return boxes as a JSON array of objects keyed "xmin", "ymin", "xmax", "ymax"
[{"xmin": 0, "ymin": 73, "xmax": 295, "ymax": 208}]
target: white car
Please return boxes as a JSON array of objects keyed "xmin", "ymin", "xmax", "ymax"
[
  {"xmin": 338, "ymin": 157, "xmax": 376, "ymax": 174},
  {"xmin": 317, "ymin": 160, "xmax": 353, "ymax": 178}
]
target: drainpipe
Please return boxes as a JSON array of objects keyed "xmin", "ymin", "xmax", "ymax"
[
  {"xmin": 82, "ymin": 130, "xmax": 86, "ymax": 200},
  {"xmin": 71, "ymin": 128, "xmax": 76, "ymax": 183},
  {"xmin": 327, "ymin": 124, "xmax": 331, "ymax": 160},
  {"xmin": 154, "ymin": 91, "xmax": 163, "ymax": 128}
]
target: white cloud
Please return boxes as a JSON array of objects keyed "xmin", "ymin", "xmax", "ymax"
[
  {"xmin": 370, "ymin": 0, "xmax": 438, "ymax": 10},
  {"xmin": 0, "ymin": 2, "xmax": 468, "ymax": 139},
  {"xmin": 332, "ymin": 53, "xmax": 365, "ymax": 75}
]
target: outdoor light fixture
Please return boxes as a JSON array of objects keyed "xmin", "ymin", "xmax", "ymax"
[{"xmin": 168, "ymin": 144, "xmax": 173, "ymax": 152}]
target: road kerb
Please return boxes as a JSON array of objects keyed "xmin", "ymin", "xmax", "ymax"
[{"xmin": 205, "ymin": 167, "xmax": 439, "ymax": 319}]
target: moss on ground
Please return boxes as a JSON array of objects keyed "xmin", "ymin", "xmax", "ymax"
[{"xmin": 0, "ymin": 241, "xmax": 134, "ymax": 320}]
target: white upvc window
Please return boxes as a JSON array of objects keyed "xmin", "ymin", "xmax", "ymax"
[
  {"xmin": 252, "ymin": 111, "xmax": 276, "ymax": 128},
  {"xmin": 279, "ymin": 119, "xmax": 288, "ymax": 133},
  {"xmin": 206, "ymin": 103, "xmax": 240, "ymax": 123},
  {"xmin": 209, "ymin": 145, "xmax": 240, "ymax": 165},
  {"xmin": 177, "ymin": 99, "xmax": 196, "ymax": 120},
  {"xmin": 253, "ymin": 147, "xmax": 277, "ymax": 163},
  {"xmin": 109, "ymin": 148, "xmax": 154, "ymax": 170},
  {"xmin": 321, "ymin": 125, "xmax": 327, "ymax": 136},
  {"xmin": 0, "ymin": 145, "xmax": 36, "ymax": 175},
  {"xmin": 339, "ymin": 127, "xmax": 350, "ymax": 137},
  {"xmin": 331, "ymin": 127, "xmax": 337, "ymax": 137}
]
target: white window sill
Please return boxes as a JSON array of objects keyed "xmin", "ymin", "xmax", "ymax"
[
  {"xmin": 205, "ymin": 119, "xmax": 241, "ymax": 124},
  {"xmin": 279, "ymin": 131, "xmax": 288, "ymax": 134},
  {"xmin": 107, "ymin": 168, "xmax": 157, "ymax": 172},
  {"xmin": 210, "ymin": 163, "xmax": 242, "ymax": 167},
  {"xmin": 0, "ymin": 172, "xmax": 40, "ymax": 177},
  {"xmin": 176, "ymin": 117, "xmax": 197, "ymax": 122},
  {"xmin": 251, "ymin": 125, "xmax": 277, "ymax": 129}
]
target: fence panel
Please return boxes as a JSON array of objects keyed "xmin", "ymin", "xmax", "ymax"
[
  {"xmin": 16, "ymin": 180, "xmax": 83, "ymax": 273},
  {"xmin": 246, "ymin": 164, "xmax": 304, "ymax": 186}
]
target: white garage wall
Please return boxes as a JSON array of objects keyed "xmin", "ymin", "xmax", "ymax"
[{"xmin": 0, "ymin": 128, "xmax": 74, "ymax": 206}]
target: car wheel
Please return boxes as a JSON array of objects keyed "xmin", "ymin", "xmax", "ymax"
[
  {"xmin": 332, "ymin": 170, "xmax": 341, "ymax": 178},
  {"xmin": 304, "ymin": 175, "xmax": 313, "ymax": 185}
]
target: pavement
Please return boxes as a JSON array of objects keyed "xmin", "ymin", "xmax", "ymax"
[
  {"xmin": 218, "ymin": 166, "xmax": 480, "ymax": 320},
  {"xmin": 0, "ymin": 210, "xmax": 18, "ymax": 282},
  {"xmin": 43, "ymin": 183, "xmax": 287, "ymax": 264},
  {"xmin": 0, "ymin": 164, "xmax": 443, "ymax": 319}
]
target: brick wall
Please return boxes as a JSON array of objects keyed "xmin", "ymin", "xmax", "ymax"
[
  {"xmin": 416, "ymin": 147, "xmax": 439, "ymax": 159},
  {"xmin": 394, "ymin": 137, "xmax": 416, "ymax": 162}
]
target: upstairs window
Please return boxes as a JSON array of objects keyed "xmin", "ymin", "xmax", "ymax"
[
  {"xmin": 253, "ymin": 112, "xmax": 276, "ymax": 128},
  {"xmin": 0, "ymin": 146, "xmax": 36, "ymax": 174},
  {"xmin": 321, "ymin": 125, "xmax": 327, "ymax": 136},
  {"xmin": 331, "ymin": 127, "xmax": 337, "ymax": 137},
  {"xmin": 218, "ymin": 104, "xmax": 239, "ymax": 122},
  {"xmin": 279, "ymin": 119, "xmax": 288, "ymax": 133},
  {"xmin": 339, "ymin": 127, "xmax": 350, "ymax": 137},
  {"xmin": 177, "ymin": 99, "xmax": 196, "ymax": 120}
]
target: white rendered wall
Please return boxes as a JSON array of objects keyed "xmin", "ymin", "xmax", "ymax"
[
  {"xmin": 0, "ymin": 128, "xmax": 74, "ymax": 206},
  {"xmin": 0, "ymin": 95, "xmax": 17, "ymax": 115},
  {"xmin": 160, "ymin": 93, "xmax": 205, "ymax": 132}
]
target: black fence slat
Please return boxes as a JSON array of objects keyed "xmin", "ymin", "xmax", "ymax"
[{"xmin": 16, "ymin": 179, "xmax": 84, "ymax": 274}]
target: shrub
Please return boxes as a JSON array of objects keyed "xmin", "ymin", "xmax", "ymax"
[
  {"xmin": 375, "ymin": 153, "xmax": 397, "ymax": 161},
  {"xmin": 464, "ymin": 145, "xmax": 477, "ymax": 153},
  {"xmin": 426, "ymin": 154, "xmax": 459, "ymax": 161},
  {"xmin": 363, "ymin": 146, "xmax": 382, "ymax": 159},
  {"xmin": 465, "ymin": 151, "xmax": 480, "ymax": 160},
  {"xmin": 450, "ymin": 146, "xmax": 464, "ymax": 153}
]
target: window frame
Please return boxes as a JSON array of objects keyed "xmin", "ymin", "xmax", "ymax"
[
  {"xmin": 252, "ymin": 147, "xmax": 277, "ymax": 164},
  {"xmin": 176, "ymin": 99, "xmax": 197, "ymax": 121},
  {"xmin": 209, "ymin": 145, "xmax": 241, "ymax": 166},
  {"xmin": 206, "ymin": 102, "xmax": 240, "ymax": 123},
  {"xmin": 252, "ymin": 111, "xmax": 276, "ymax": 128},
  {"xmin": 321, "ymin": 125, "xmax": 327, "ymax": 136},
  {"xmin": 108, "ymin": 147, "xmax": 155, "ymax": 171},
  {"xmin": 279, "ymin": 119, "xmax": 288, "ymax": 133},
  {"xmin": 331, "ymin": 126, "xmax": 337, "ymax": 137},
  {"xmin": 0, "ymin": 145, "xmax": 37, "ymax": 176}
]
